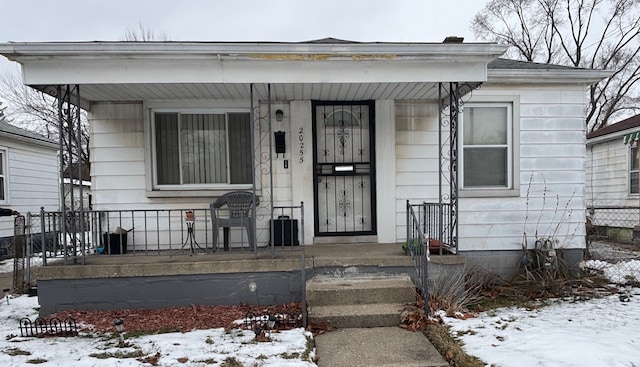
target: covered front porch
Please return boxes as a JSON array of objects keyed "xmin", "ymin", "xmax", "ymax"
[{"xmin": 0, "ymin": 39, "xmax": 507, "ymax": 249}]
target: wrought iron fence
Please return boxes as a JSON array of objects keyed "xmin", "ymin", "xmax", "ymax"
[{"xmin": 19, "ymin": 317, "xmax": 78, "ymax": 337}]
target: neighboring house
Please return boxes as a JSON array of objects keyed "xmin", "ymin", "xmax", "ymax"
[
  {"xmin": 63, "ymin": 163, "xmax": 91, "ymax": 210},
  {"xmin": 586, "ymin": 114, "xmax": 640, "ymax": 241},
  {"xmin": 63, "ymin": 177, "xmax": 91, "ymax": 210},
  {"xmin": 0, "ymin": 122, "xmax": 59, "ymax": 256},
  {"xmin": 0, "ymin": 39, "xmax": 609, "ymax": 276}
]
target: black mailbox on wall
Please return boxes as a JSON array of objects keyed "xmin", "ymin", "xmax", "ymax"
[
  {"xmin": 270, "ymin": 216, "xmax": 299, "ymax": 246},
  {"xmin": 274, "ymin": 131, "xmax": 286, "ymax": 156}
]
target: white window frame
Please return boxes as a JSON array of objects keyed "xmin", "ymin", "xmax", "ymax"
[
  {"xmin": 145, "ymin": 104, "xmax": 255, "ymax": 196},
  {"xmin": 459, "ymin": 96, "xmax": 520, "ymax": 198},
  {"xmin": 0, "ymin": 148, "xmax": 8, "ymax": 204},
  {"xmin": 630, "ymin": 145, "xmax": 639, "ymax": 195}
]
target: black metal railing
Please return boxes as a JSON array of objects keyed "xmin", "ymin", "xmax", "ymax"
[
  {"xmin": 270, "ymin": 202, "xmax": 306, "ymax": 327},
  {"xmin": 406, "ymin": 200, "xmax": 429, "ymax": 314},
  {"xmin": 414, "ymin": 202, "xmax": 456, "ymax": 255},
  {"xmin": 19, "ymin": 317, "xmax": 78, "ymax": 337},
  {"xmin": 19, "ymin": 206, "xmax": 306, "ymax": 264}
]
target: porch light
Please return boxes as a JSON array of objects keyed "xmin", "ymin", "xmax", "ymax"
[
  {"xmin": 249, "ymin": 282, "xmax": 257, "ymax": 293},
  {"xmin": 275, "ymin": 109, "xmax": 284, "ymax": 121},
  {"xmin": 114, "ymin": 318, "xmax": 125, "ymax": 346},
  {"xmin": 3, "ymin": 288, "xmax": 9, "ymax": 305}
]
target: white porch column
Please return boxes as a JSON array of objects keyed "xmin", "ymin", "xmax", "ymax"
[
  {"xmin": 375, "ymin": 100, "xmax": 397, "ymax": 243},
  {"xmin": 290, "ymin": 100, "xmax": 314, "ymax": 245}
]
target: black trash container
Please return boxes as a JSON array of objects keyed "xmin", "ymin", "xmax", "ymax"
[{"xmin": 102, "ymin": 232, "xmax": 128, "ymax": 254}]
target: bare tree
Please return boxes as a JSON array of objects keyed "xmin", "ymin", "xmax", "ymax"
[
  {"xmin": 0, "ymin": 72, "xmax": 90, "ymax": 179},
  {"xmin": 121, "ymin": 23, "xmax": 170, "ymax": 41},
  {"xmin": 472, "ymin": 0, "xmax": 640, "ymax": 131},
  {"xmin": 0, "ymin": 100, "xmax": 8, "ymax": 123}
]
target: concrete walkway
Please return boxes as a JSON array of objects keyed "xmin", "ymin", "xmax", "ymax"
[{"xmin": 315, "ymin": 327, "xmax": 448, "ymax": 367}]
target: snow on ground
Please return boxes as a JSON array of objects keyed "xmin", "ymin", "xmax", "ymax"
[
  {"xmin": 442, "ymin": 259, "xmax": 640, "ymax": 367},
  {"xmin": 0, "ymin": 295, "xmax": 316, "ymax": 367},
  {"xmin": 0, "ymin": 256, "xmax": 45, "ymax": 274},
  {"xmin": 443, "ymin": 293, "xmax": 640, "ymax": 367},
  {"xmin": 3, "ymin": 250, "xmax": 640, "ymax": 366}
]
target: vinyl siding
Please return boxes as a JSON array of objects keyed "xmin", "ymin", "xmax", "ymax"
[
  {"xmin": 394, "ymin": 84, "xmax": 587, "ymax": 251},
  {"xmin": 0, "ymin": 139, "xmax": 58, "ymax": 238}
]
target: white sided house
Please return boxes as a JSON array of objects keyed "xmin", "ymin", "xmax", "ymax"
[
  {"xmin": 0, "ymin": 123, "xmax": 58, "ymax": 256},
  {"xmin": 0, "ymin": 39, "xmax": 609, "ymax": 276},
  {"xmin": 586, "ymin": 114, "xmax": 640, "ymax": 242}
]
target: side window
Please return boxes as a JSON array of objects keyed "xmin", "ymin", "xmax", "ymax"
[
  {"xmin": 461, "ymin": 103, "xmax": 513, "ymax": 189},
  {"xmin": 630, "ymin": 146, "xmax": 638, "ymax": 194}
]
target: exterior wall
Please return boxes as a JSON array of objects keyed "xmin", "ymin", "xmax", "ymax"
[
  {"xmin": 394, "ymin": 83, "xmax": 588, "ymax": 256},
  {"xmin": 394, "ymin": 101, "xmax": 440, "ymax": 240},
  {"xmin": 89, "ymin": 101, "xmax": 297, "ymax": 247},
  {"xmin": 459, "ymin": 84, "xmax": 587, "ymax": 253},
  {"xmin": 585, "ymin": 135, "xmax": 640, "ymax": 233},
  {"xmin": 586, "ymin": 138, "xmax": 637, "ymax": 207},
  {"xmin": 89, "ymin": 81, "xmax": 589, "ymax": 256},
  {"xmin": 0, "ymin": 138, "xmax": 58, "ymax": 239}
]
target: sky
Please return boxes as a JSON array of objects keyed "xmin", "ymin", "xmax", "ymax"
[{"xmin": 0, "ymin": 0, "xmax": 486, "ymax": 76}]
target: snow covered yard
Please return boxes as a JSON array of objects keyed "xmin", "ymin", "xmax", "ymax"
[
  {"xmin": 0, "ymin": 295, "xmax": 316, "ymax": 367},
  {"xmin": 441, "ymin": 259, "xmax": 640, "ymax": 367}
]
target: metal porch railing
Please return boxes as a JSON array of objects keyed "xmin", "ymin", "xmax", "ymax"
[
  {"xmin": 21, "ymin": 206, "xmax": 307, "ymax": 262},
  {"xmin": 414, "ymin": 202, "xmax": 456, "ymax": 255},
  {"xmin": 406, "ymin": 201, "xmax": 429, "ymax": 314}
]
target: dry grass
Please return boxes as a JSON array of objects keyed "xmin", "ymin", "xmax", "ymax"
[{"xmin": 423, "ymin": 322, "xmax": 485, "ymax": 367}]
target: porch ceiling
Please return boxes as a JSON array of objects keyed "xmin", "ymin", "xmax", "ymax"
[{"xmin": 35, "ymin": 81, "xmax": 460, "ymax": 106}]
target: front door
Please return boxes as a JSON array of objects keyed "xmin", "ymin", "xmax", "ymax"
[{"xmin": 313, "ymin": 101, "xmax": 376, "ymax": 236}]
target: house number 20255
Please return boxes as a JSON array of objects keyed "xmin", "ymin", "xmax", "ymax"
[{"xmin": 298, "ymin": 127, "xmax": 304, "ymax": 163}]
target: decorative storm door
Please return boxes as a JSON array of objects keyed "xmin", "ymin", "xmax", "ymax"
[{"xmin": 313, "ymin": 101, "xmax": 376, "ymax": 236}]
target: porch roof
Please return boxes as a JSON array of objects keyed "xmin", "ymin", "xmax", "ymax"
[{"xmin": 0, "ymin": 40, "xmax": 509, "ymax": 107}]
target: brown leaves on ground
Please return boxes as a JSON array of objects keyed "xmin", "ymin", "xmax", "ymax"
[
  {"xmin": 306, "ymin": 321, "xmax": 333, "ymax": 335},
  {"xmin": 137, "ymin": 352, "xmax": 161, "ymax": 366},
  {"xmin": 50, "ymin": 302, "xmax": 302, "ymax": 335}
]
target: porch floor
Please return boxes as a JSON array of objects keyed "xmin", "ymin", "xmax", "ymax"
[{"xmin": 33, "ymin": 243, "xmax": 414, "ymax": 281}]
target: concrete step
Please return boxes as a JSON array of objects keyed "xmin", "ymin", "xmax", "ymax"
[
  {"xmin": 315, "ymin": 327, "xmax": 448, "ymax": 367},
  {"xmin": 306, "ymin": 274, "xmax": 415, "ymax": 307},
  {"xmin": 308, "ymin": 303, "xmax": 406, "ymax": 328}
]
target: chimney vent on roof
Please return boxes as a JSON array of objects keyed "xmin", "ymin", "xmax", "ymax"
[{"xmin": 443, "ymin": 36, "xmax": 464, "ymax": 44}]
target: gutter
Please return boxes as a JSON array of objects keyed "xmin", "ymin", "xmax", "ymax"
[
  {"xmin": 488, "ymin": 68, "xmax": 613, "ymax": 84},
  {"xmin": 0, "ymin": 41, "xmax": 509, "ymax": 62}
]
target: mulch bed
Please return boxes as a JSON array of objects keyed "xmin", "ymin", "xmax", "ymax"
[{"xmin": 50, "ymin": 302, "xmax": 302, "ymax": 335}]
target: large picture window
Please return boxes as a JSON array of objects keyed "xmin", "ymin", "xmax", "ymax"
[
  {"xmin": 630, "ymin": 146, "xmax": 639, "ymax": 194},
  {"xmin": 461, "ymin": 103, "xmax": 513, "ymax": 190},
  {"xmin": 153, "ymin": 111, "xmax": 252, "ymax": 186}
]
